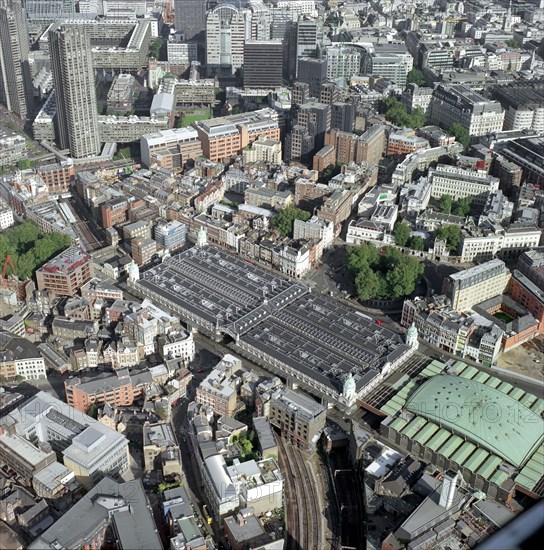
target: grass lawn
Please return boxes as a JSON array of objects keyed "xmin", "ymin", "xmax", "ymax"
[
  {"xmin": 181, "ymin": 108, "xmax": 211, "ymax": 126},
  {"xmin": 493, "ymin": 311, "xmax": 514, "ymax": 323}
]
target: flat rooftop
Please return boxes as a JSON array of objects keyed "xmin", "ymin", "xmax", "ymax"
[
  {"xmin": 38, "ymin": 246, "xmax": 91, "ymax": 274},
  {"xmin": 240, "ymin": 293, "xmax": 409, "ymax": 393},
  {"xmin": 137, "ymin": 245, "xmax": 411, "ymax": 397},
  {"xmin": 138, "ymin": 246, "xmax": 305, "ymax": 328}
]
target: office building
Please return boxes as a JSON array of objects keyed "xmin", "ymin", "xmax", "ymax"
[
  {"xmin": 293, "ymin": 215, "xmax": 334, "ymax": 248},
  {"xmin": 325, "ymin": 125, "xmax": 387, "ymax": 167},
  {"xmin": 0, "ymin": 432, "xmax": 56, "ymax": 485},
  {"xmin": 362, "ymin": 50, "xmax": 411, "ymax": 87},
  {"xmin": 49, "ymin": 25, "xmax": 100, "ymax": 158},
  {"xmin": 268, "ymin": 389, "xmax": 326, "ymax": 450},
  {"xmin": 402, "ymin": 84, "xmax": 433, "ymax": 114},
  {"xmin": 295, "ymin": 18, "xmax": 323, "ymax": 76},
  {"xmin": 459, "ymin": 225, "xmax": 542, "ymax": 263},
  {"xmin": 193, "ymin": 108, "xmax": 280, "ymax": 162},
  {"xmin": 492, "ymin": 81, "xmax": 544, "ymax": 133},
  {"xmin": 3, "ymin": 391, "xmax": 129, "ymax": 490},
  {"xmin": 242, "ymin": 135, "xmax": 282, "ymax": 164},
  {"xmin": 0, "ymin": 202, "xmax": 14, "ymax": 230},
  {"xmin": 206, "ymin": 4, "xmax": 248, "ymax": 74},
  {"xmin": 36, "ymin": 160, "xmax": 75, "ymax": 194},
  {"xmin": 143, "ymin": 422, "xmax": 181, "ymax": 478},
  {"xmin": 443, "ymin": 259, "xmax": 511, "ymax": 312},
  {"xmin": 0, "ymin": 332, "xmax": 47, "ymax": 382},
  {"xmin": 326, "ymin": 45, "xmax": 361, "ymax": 82},
  {"xmin": 167, "ymin": 40, "xmax": 198, "ymax": 65},
  {"xmin": 0, "ymin": 0, "xmax": 33, "ymax": 120},
  {"xmin": 288, "ymin": 101, "xmax": 330, "ymax": 163},
  {"xmin": 428, "ymin": 84, "xmax": 504, "ymax": 138},
  {"xmin": 35, "ymin": 246, "xmax": 94, "ymax": 296},
  {"xmin": 297, "ymin": 57, "xmax": 327, "ymax": 98},
  {"xmin": 24, "ymin": 0, "xmax": 75, "ymax": 27},
  {"xmin": 175, "ymin": 0, "xmax": 207, "ymax": 41},
  {"xmin": 243, "ymin": 40, "xmax": 284, "ymax": 89},
  {"xmin": 123, "ymin": 220, "xmax": 152, "ymax": 245},
  {"xmin": 64, "ymin": 372, "xmax": 140, "ymax": 413},
  {"xmin": 331, "ymin": 101, "xmax": 355, "ymax": 133},
  {"xmin": 29, "ymin": 477, "xmax": 161, "ymax": 550},
  {"xmin": 140, "ymin": 127, "xmax": 203, "ymax": 170},
  {"xmin": 196, "ymin": 355, "xmax": 241, "ymax": 417},
  {"xmin": 387, "ymin": 129, "xmax": 429, "ymax": 156},
  {"xmin": 0, "ymin": 129, "xmax": 26, "ymax": 166},
  {"xmin": 101, "ymin": 197, "xmax": 129, "ymax": 228},
  {"xmin": 132, "ymin": 237, "xmax": 158, "ymax": 266},
  {"xmin": 32, "ymin": 462, "xmax": 76, "ymax": 500},
  {"xmin": 429, "ymin": 165, "xmax": 500, "ymax": 208},
  {"xmin": 154, "ymin": 220, "xmax": 188, "ymax": 252}
]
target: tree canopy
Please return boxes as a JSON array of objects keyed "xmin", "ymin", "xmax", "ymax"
[
  {"xmin": 393, "ymin": 222, "xmax": 411, "ymax": 247},
  {"xmin": 439, "ymin": 194, "xmax": 453, "ymax": 214},
  {"xmin": 347, "ymin": 244, "xmax": 424, "ymax": 301},
  {"xmin": 0, "ymin": 221, "xmax": 72, "ymax": 280},
  {"xmin": 381, "ymin": 97, "xmax": 426, "ymax": 129},
  {"xmin": 148, "ymin": 37, "xmax": 163, "ymax": 60},
  {"xmin": 454, "ymin": 196, "xmax": 473, "ymax": 217},
  {"xmin": 271, "ymin": 206, "xmax": 311, "ymax": 237},
  {"xmin": 449, "ymin": 123, "xmax": 470, "ymax": 151},
  {"xmin": 410, "ymin": 236, "xmax": 425, "ymax": 251},
  {"xmin": 407, "ymin": 68, "xmax": 426, "ymax": 86},
  {"xmin": 436, "ymin": 224, "xmax": 461, "ymax": 252}
]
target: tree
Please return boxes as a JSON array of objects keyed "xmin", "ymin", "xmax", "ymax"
[
  {"xmin": 87, "ymin": 403, "xmax": 98, "ymax": 419},
  {"xmin": 348, "ymin": 243, "xmax": 423, "ymax": 301},
  {"xmin": 271, "ymin": 206, "xmax": 311, "ymax": 237},
  {"xmin": 149, "ymin": 37, "xmax": 163, "ymax": 60},
  {"xmin": 436, "ymin": 224, "xmax": 461, "ymax": 252},
  {"xmin": 393, "ymin": 222, "xmax": 411, "ymax": 247},
  {"xmin": 0, "ymin": 222, "xmax": 71, "ymax": 281},
  {"xmin": 155, "ymin": 406, "xmax": 168, "ymax": 420},
  {"xmin": 454, "ymin": 196, "xmax": 473, "ymax": 217},
  {"xmin": 450, "ymin": 123, "xmax": 470, "ymax": 151},
  {"xmin": 17, "ymin": 159, "xmax": 34, "ymax": 170},
  {"xmin": 354, "ymin": 265, "xmax": 383, "ymax": 301},
  {"xmin": 113, "ymin": 147, "xmax": 131, "ymax": 161},
  {"xmin": 347, "ymin": 243, "xmax": 379, "ymax": 276},
  {"xmin": 407, "ymin": 68, "xmax": 426, "ymax": 86},
  {"xmin": 410, "ymin": 236, "xmax": 425, "ymax": 251},
  {"xmin": 411, "ymin": 108, "xmax": 426, "ymax": 129},
  {"xmin": 381, "ymin": 97, "xmax": 426, "ymax": 129},
  {"xmin": 439, "ymin": 194, "xmax": 453, "ymax": 214}
]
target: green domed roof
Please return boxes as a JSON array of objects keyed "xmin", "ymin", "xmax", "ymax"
[{"xmin": 405, "ymin": 374, "xmax": 543, "ymax": 468}]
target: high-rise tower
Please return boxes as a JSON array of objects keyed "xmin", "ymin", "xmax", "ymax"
[
  {"xmin": 175, "ymin": 0, "xmax": 208, "ymax": 41},
  {"xmin": 49, "ymin": 25, "xmax": 100, "ymax": 159},
  {"xmin": 0, "ymin": 0, "xmax": 33, "ymax": 120}
]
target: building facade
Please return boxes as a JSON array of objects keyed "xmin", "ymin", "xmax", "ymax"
[
  {"xmin": 49, "ymin": 25, "xmax": 100, "ymax": 158},
  {"xmin": 0, "ymin": 0, "xmax": 33, "ymax": 120}
]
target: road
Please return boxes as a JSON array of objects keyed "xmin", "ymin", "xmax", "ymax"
[{"xmin": 170, "ymin": 346, "xmax": 229, "ymax": 548}]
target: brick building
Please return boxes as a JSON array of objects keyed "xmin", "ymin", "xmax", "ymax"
[
  {"xmin": 101, "ymin": 197, "xmax": 128, "ymax": 228},
  {"xmin": 36, "ymin": 161, "xmax": 75, "ymax": 194},
  {"xmin": 65, "ymin": 373, "xmax": 140, "ymax": 413},
  {"xmin": 35, "ymin": 246, "xmax": 94, "ymax": 296}
]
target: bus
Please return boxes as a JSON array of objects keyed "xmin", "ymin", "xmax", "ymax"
[{"xmin": 202, "ymin": 505, "xmax": 213, "ymax": 525}]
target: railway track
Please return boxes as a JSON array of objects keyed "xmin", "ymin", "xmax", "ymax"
[{"xmin": 278, "ymin": 437, "xmax": 323, "ymax": 549}]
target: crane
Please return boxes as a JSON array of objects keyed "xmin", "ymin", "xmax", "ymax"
[{"xmin": 1, "ymin": 255, "xmax": 16, "ymax": 281}]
